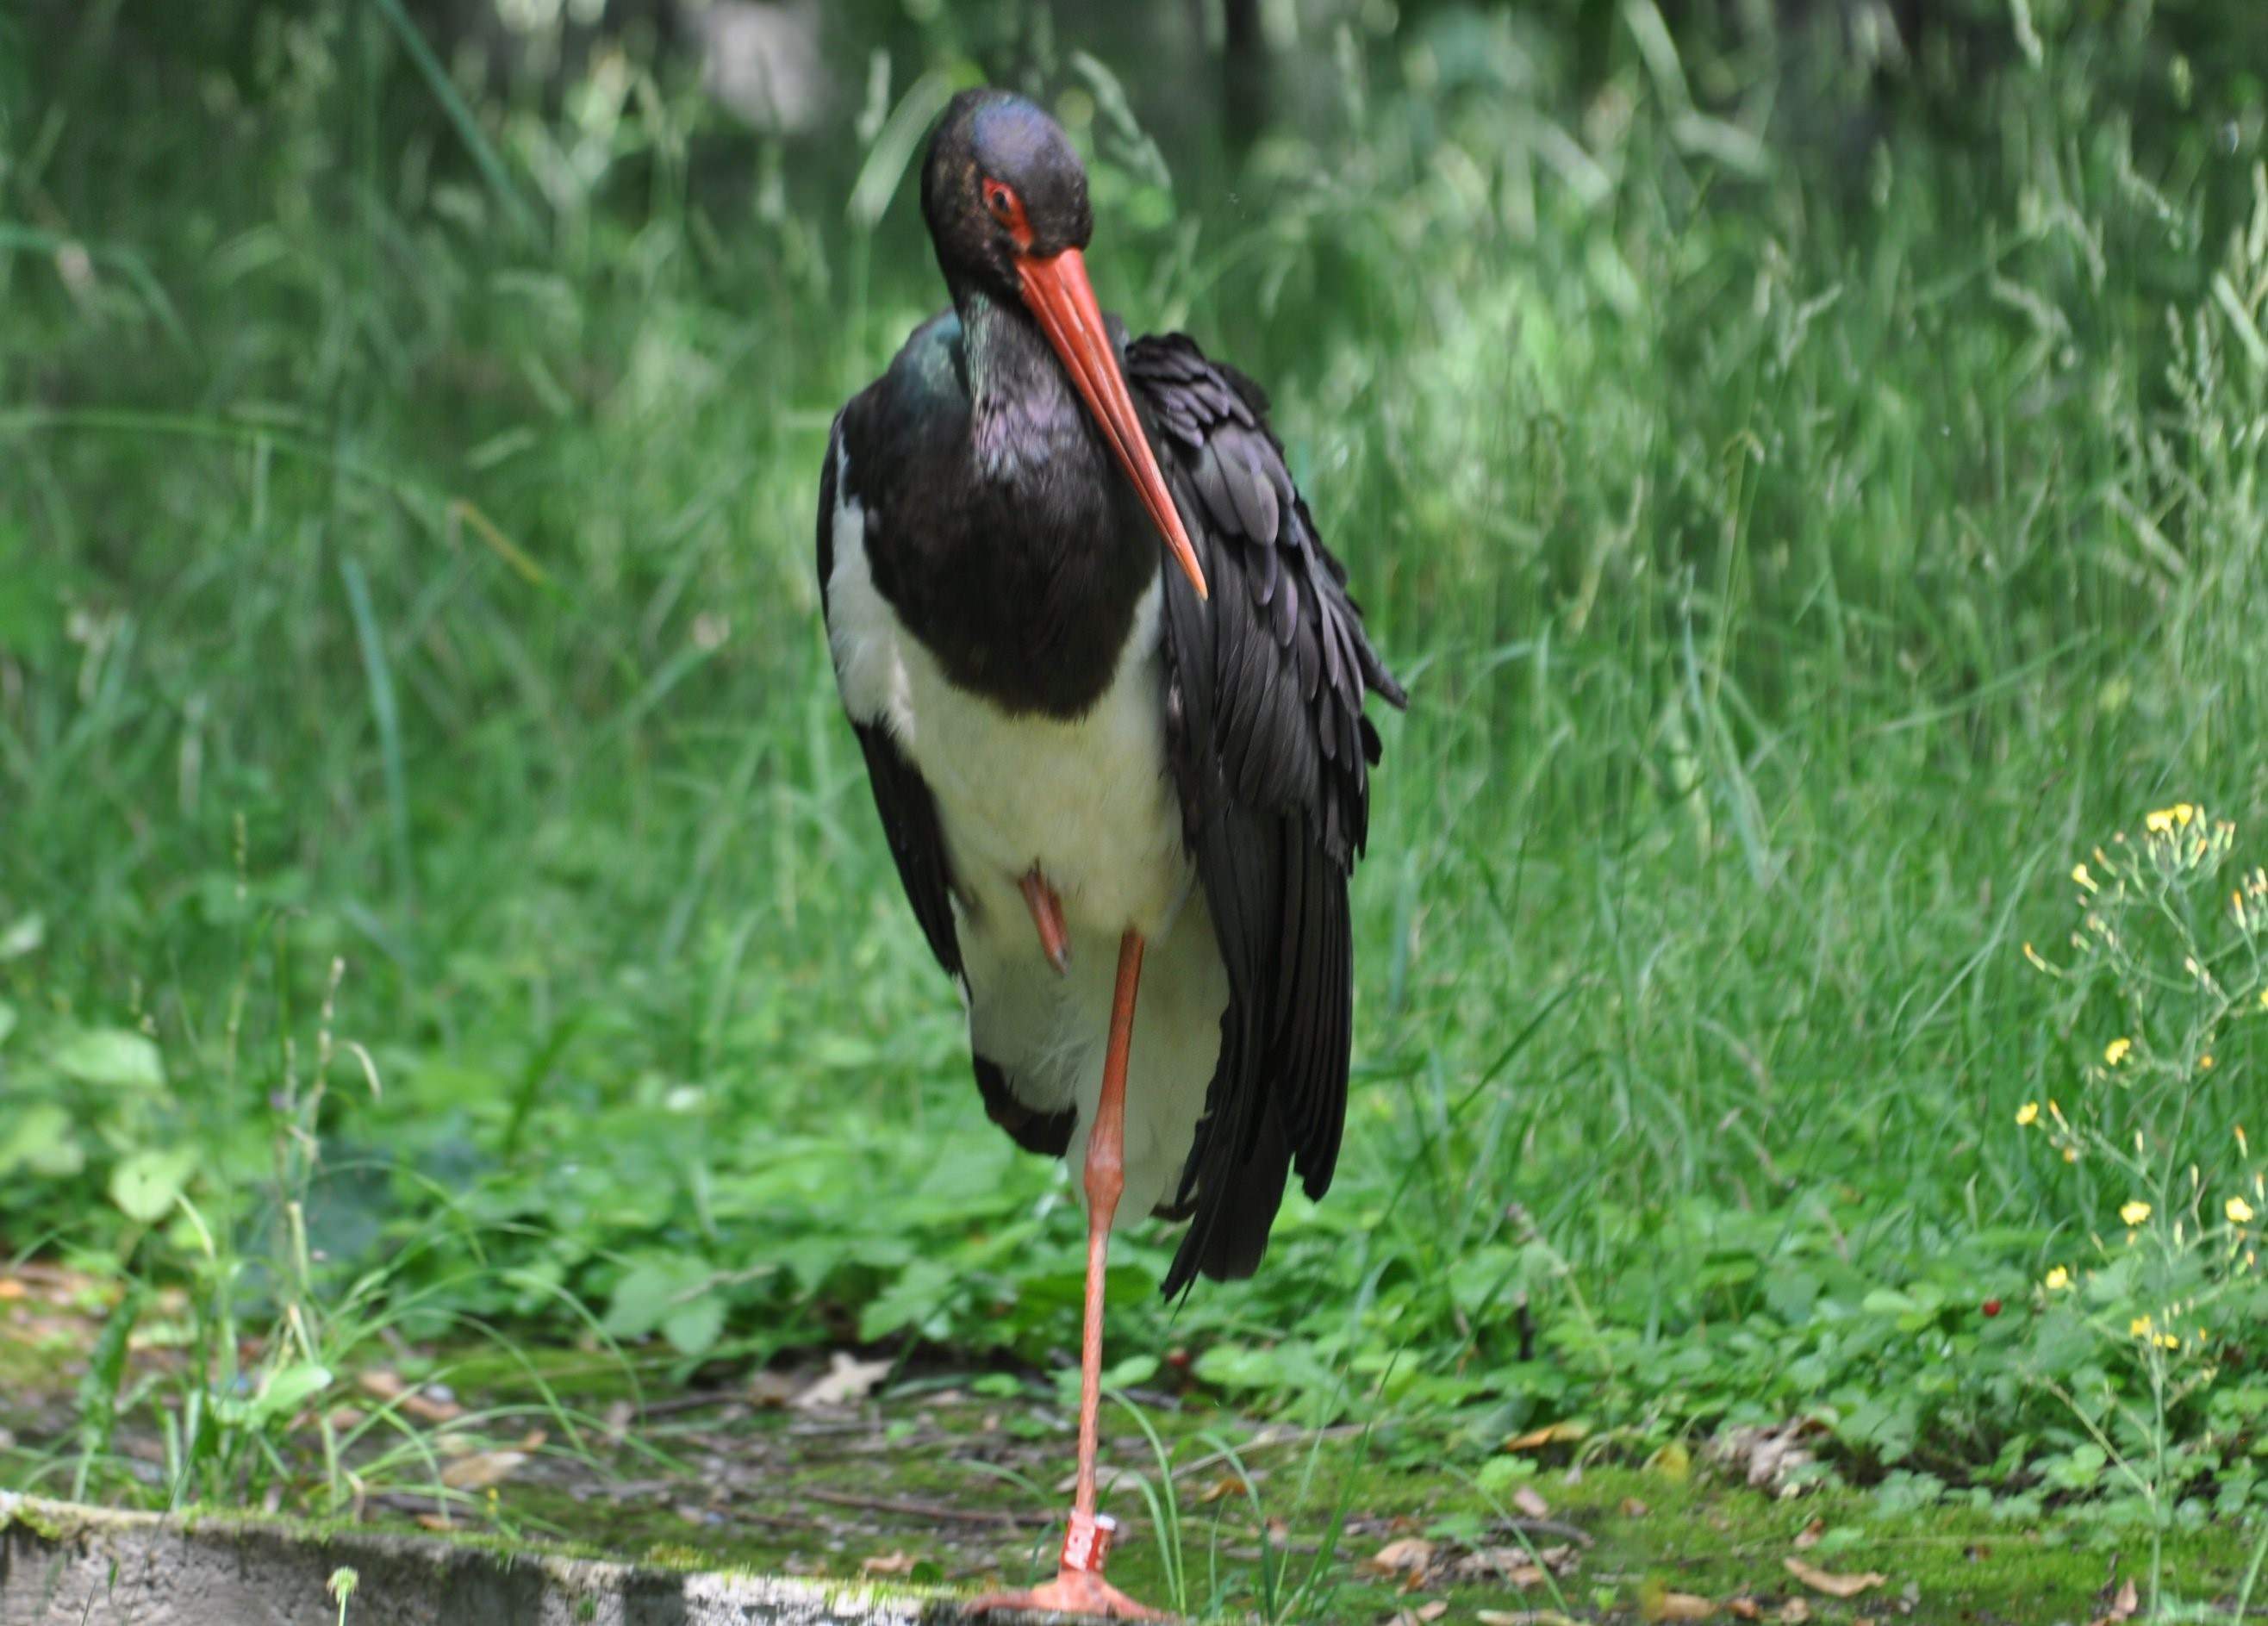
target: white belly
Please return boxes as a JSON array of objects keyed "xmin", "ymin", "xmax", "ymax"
[{"xmin": 827, "ymin": 444, "xmax": 1226, "ymax": 1218}]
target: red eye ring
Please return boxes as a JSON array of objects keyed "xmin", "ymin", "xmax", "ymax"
[{"xmin": 981, "ymin": 178, "xmax": 1033, "ymax": 247}]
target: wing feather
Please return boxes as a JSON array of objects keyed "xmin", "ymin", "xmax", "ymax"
[{"xmin": 1127, "ymin": 333, "xmax": 1405, "ymax": 1294}]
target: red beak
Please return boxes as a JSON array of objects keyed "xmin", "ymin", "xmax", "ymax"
[{"xmin": 1015, "ymin": 247, "xmax": 1209, "ymax": 601}]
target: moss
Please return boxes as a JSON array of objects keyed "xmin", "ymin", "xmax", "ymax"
[{"xmin": 0, "ymin": 1497, "xmax": 78, "ymax": 1544}]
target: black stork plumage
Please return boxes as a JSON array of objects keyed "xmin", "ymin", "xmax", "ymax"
[{"xmin": 817, "ymin": 88, "xmax": 1405, "ymax": 1618}]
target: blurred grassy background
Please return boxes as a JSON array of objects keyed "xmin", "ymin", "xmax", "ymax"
[{"xmin": 3, "ymin": 0, "xmax": 2268, "ymax": 1534}]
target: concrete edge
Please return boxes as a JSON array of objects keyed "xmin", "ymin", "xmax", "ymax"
[{"xmin": 1, "ymin": 1492, "xmax": 1151, "ymax": 1626}]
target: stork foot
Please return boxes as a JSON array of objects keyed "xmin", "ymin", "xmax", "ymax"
[
  {"xmin": 968, "ymin": 1510, "xmax": 1162, "ymax": 1619},
  {"xmin": 1019, "ymin": 867, "xmax": 1071, "ymax": 975},
  {"xmin": 967, "ymin": 1568, "xmax": 1163, "ymax": 1621}
]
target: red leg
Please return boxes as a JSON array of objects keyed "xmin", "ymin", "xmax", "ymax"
[
  {"xmin": 1021, "ymin": 868, "xmax": 1071, "ymax": 976},
  {"xmin": 970, "ymin": 931, "xmax": 1162, "ymax": 1621}
]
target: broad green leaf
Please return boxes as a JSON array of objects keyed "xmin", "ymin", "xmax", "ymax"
[
  {"xmin": 0, "ymin": 1104, "xmax": 82, "ymax": 1178},
  {"xmin": 110, "ymin": 1148, "xmax": 196, "ymax": 1221},
  {"xmin": 55, "ymin": 1028, "xmax": 165, "ymax": 1091},
  {"xmin": 662, "ymin": 1295, "xmax": 726, "ymax": 1358},
  {"xmin": 602, "ymin": 1255, "xmax": 711, "ymax": 1340},
  {"xmin": 0, "ymin": 913, "xmax": 42, "ymax": 960},
  {"xmin": 251, "ymin": 1362, "xmax": 333, "ymax": 1426},
  {"xmin": 858, "ymin": 1259, "xmax": 957, "ymax": 1343}
]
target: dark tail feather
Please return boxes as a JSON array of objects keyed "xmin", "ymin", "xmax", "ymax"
[{"xmin": 1183, "ymin": 1110, "xmax": 1293, "ymax": 1286}]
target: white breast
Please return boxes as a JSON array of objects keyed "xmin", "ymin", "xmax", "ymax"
[
  {"xmin": 826, "ymin": 440, "xmax": 1225, "ymax": 1222},
  {"xmin": 825, "ymin": 445, "xmax": 1192, "ymax": 943}
]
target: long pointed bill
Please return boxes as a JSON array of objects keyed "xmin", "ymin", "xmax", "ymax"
[{"xmin": 1016, "ymin": 247, "xmax": 1208, "ymax": 601}]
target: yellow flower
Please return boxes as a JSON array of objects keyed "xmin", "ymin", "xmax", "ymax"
[
  {"xmin": 2259, "ymin": 988, "xmax": 2268, "ymax": 1010},
  {"xmin": 2130, "ymin": 1315, "xmax": 2154, "ymax": 1336},
  {"xmin": 2043, "ymin": 1266, "xmax": 2071, "ymax": 1291},
  {"xmin": 2104, "ymin": 1037, "xmax": 2133, "ymax": 1066},
  {"xmin": 2121, "ymin": 1200, "xmax": 2153, "ymax": 1226},
  {"xmin": 2072, "ymin": 863, "xmax": 2098, "ymax": 892},
  {"xmin": 2145, "ymin": 804, "xmax": 2197, "ymax": 835},
  {"xmin": 2155, "ymin": 1332, "xmax": 2180, "ymax": 1351},
  {"xmin": 2229, "ymin": 1197, "xmax": 2257, "ymax": 1226},
  {"xmin": 2016, "ymin": 1101, "xmax": 2041, "ymax": 1127},
  {"xmin": 2200, "ymin": 1054, "xmax": 2215, "ymax": 1070}
]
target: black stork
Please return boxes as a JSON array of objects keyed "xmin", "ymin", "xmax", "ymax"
[{"xmin": 817, "ymin": 88, "xmax": 1404, "ymax": 1619}]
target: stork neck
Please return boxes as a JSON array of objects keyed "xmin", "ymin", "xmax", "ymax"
[{"xmin": 956, "ymin": 288, "xmax": 1091, "ymax": 479}]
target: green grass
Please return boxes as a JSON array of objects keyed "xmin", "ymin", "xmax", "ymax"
[{"xmin": 5, "ymin": 0, "xmax": 2268, "ymax": 1617}]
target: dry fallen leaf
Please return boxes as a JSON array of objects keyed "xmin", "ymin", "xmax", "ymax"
[
  {"xmin": 1642, "ymin": 1585, "xmax": 1718, "ymax": 1622},
  {"xmin": 1386, "ymin": 1602, "xmax": 1450, "ymax": 1626},
  {"xmin": 1777, "ymin": 1601, "xmax": 1811, "ymax": 1624},
  {"xmin": 0, "ymin": 1280, "xmax": 26, "ymax": 1301},
  {"xmin": 1512, "ymin": 1485, "xmax": 1553, "ymax": 1520},
  {"xmin": 1505, "ymin": 1420, "xmax": 1589, "ymax": 1452},
  {"xmin": 1712, "ymin": 1418, "xmax": 1825, "ymax": 1498},
  {"xmin": 1783, "ymin": 1557, "xmax": 1886, "ymax": 1599},
  {"xmin": 1620, "ymin": 1497, "xmax": 1652, "ymax": 1517},
  {"xmin": 1453, "ymin": 1548, "xmax": 1548, "ymax": 1586},
  {"xmin": 1196, "ymin": 1475, "xmax": 1250, "ymax": 1505},
  {"xmin": 2082, "ymin": 1575, "xmax": 2142, "ymax": 1626},
  {"xmin": 862, "ymin": 1551, "xmax": 918, "ymax": 1577},
  {"xmin": 1728, "ymin": 1599, "xmax": 1763, "ymax": 1621},
  {"xmin": 1476, "ymin": 1612, "xmax": 1586, "ymax": 1626},
  {"xmin": 746, "ymin": 1369, "xmax": 801, "ymax": 1408},
  {"xmin": 1367, "ymin": 1537, "xmax": 1436, "ymax": 1577},
  {"xmin": 792, "ymin": 1351, "xmax": 892, "ymax": 1411},
  {"xmin": 1449, "ymin": 1536, "xmax": 1580, "ymax": 1585},
  {"xmin": 1792, "ymin": 1517, "xmax": 1826, "ymax": 1549},
  {"xmin": 439, "ymin": 1449, "xmax": 530, "ymax": 1492},
  {"xmin": 358, "ymin": 1368, "xmax": 465, "ymax": 1424}
]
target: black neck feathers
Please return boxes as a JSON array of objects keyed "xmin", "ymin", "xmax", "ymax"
[{"xmin": 846, "ymin": 301, "xmax": 1158, "ymax": 721}]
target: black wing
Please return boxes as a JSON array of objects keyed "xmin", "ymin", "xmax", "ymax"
[
  {"xmin": 818, "ymin": 412, "xmax": 963, "ymax": 978},
  {"xmin": 819, "ymin": 410, "xmax": 1074, "ymax": 1159},
  {"xmin": 1128, "ymin": 333, "xmax": 1405, "ymax": 1295}
]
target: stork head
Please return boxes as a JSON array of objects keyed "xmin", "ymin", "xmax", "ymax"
[{"xmin": 919, "ymin": 89, "xmax": 1206, "ymax": 601}]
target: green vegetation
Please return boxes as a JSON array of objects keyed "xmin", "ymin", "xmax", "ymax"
[{"xmin": 4, "ymin": 0, "xmax": 2268, "ymax": 1618}]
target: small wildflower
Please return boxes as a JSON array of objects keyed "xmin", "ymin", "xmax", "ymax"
[
  {"xmin": 2131, "ymin": 1314, "xmax": 2154, "ymax": 1336},
  {"xmin": 2016, "ymin": 1100, "xmax": 2040, "ymax": 1127},
  {"xmin": 2072, "ymin": 863, "xmax": 2098, "ymax": 892},
  {"xmin": 2229, "ymin": 1197, "xmax": 2257, "ymax": 1226},
  {"xmin": 2144, "ymin": 803, "xmax": 2197, "ymax": 834},
  {"xmin": 2104, "ymin": 1037, "xmax": 2133, "ymax": 1066},
  {"xmin": 2043, "ymin": 1266, "xmax": 2071, "ymax": 1291},
  {"xmin": 2154, "ymin": 1331, "xmax": 2180, "ymax": 1351},
  {"xmin": 2199, "ymin": 1054, "xmax": 2215, "ymax": 1070},
  {"xmin": 2121, "ymin": 1199, "xmax": 2153, "ymax": 1226}
]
